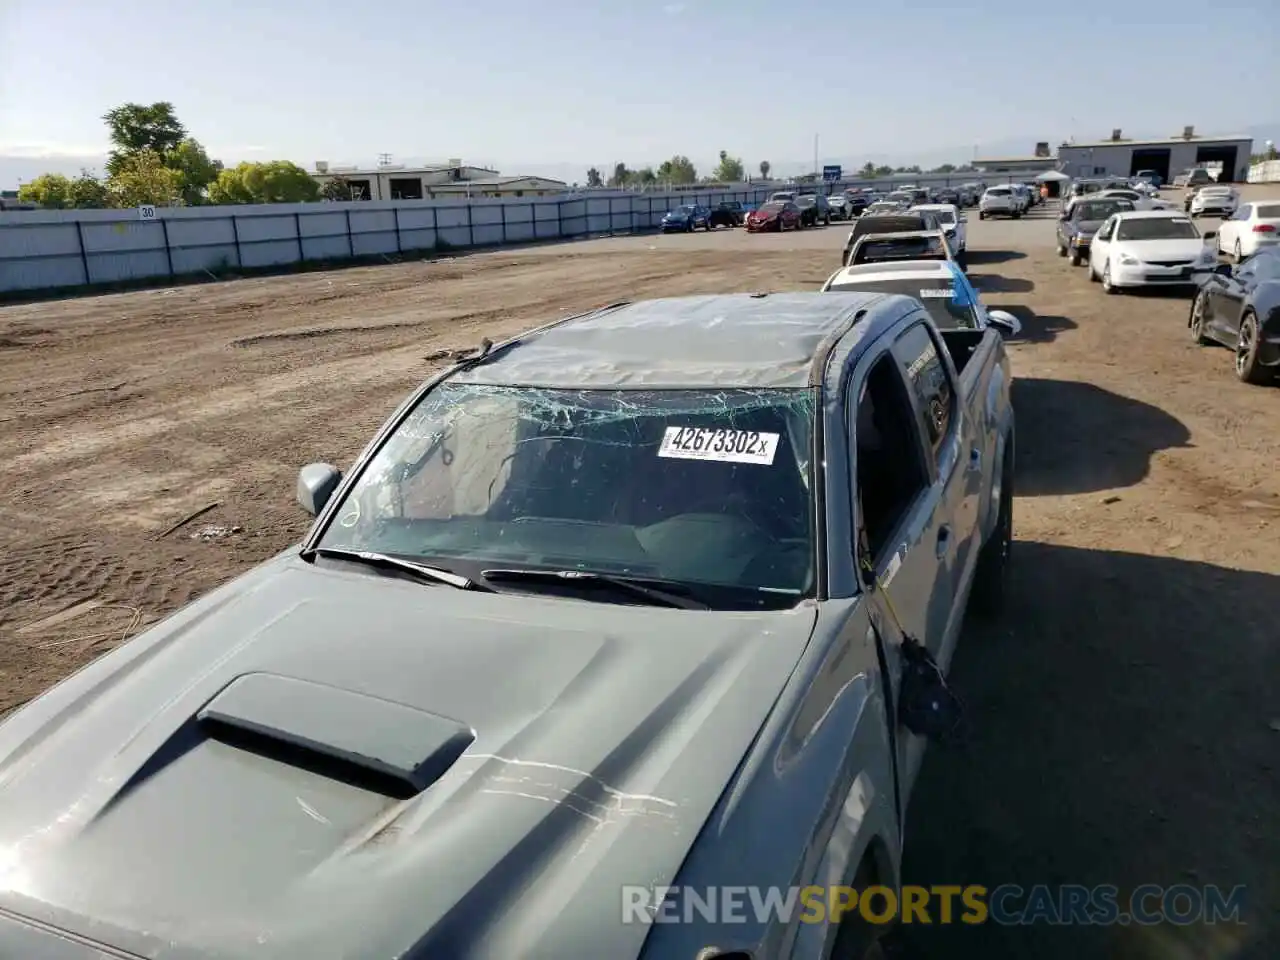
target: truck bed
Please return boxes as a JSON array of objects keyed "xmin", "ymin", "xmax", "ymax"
[{"xmin": 939, "ymin": 328, "xmax": 987, "ymax": 378}]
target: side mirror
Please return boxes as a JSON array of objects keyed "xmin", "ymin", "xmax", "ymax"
[
  {"xmin": 297, "ymin": 462, "xmax": 343, "ymax": 516},
  {"xmin": 1201, "ymin": 230, "xmax": 1217, "ymax": 241},
  {"xmin": 986, "ymin": 309, "xmax": 1022, "ymax": 338}
]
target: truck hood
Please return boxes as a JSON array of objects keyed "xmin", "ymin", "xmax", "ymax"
[{"xmin": 0, "ymin": 554, "xmax": 817, "ymax": 959}]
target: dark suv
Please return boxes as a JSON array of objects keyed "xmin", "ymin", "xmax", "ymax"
[
  {"xmin": 796, "ymin": 193, "xmax": 832, "ymax": 227},
  {"xmin": 709, "ymin": 201, "xmax": 745, "ymax": 228}
]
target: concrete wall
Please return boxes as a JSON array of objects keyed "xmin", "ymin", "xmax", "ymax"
[
  {"xmin": 0, "ymin": 170, "xmax": 1050, "ymax": 295},
  {"xmin": 1248, "ymin": 160, "xmax": 1280, "ymax": 184}
]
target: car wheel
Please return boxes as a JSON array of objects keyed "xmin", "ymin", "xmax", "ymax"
[
  {"xmin": 1235, "ymin": 312, "xmax": 1270, "ymax": 384},
  {"xmin": 1069, "ymin": 248, "xmax": 1083, "ymax": 266},
  {"xmin": 1234, "ymin": 239, "xmax": 1244, "ymax": 263},
  {"xmin": 1088, "ymin": 260, "xmax": 1099, "ymax": 282},
  {"xmin": 1189, "ymin": 292, "xmax": 1213, "ymax": 345},
  {"xmin": 970, "ymin": 438, "xmax": 1013, "ymax": 617},
  {"xmin": 1102, "ymin": 262, "xmax": 1120, "ymax": 294},
  {"xmin": 979, "ymin": 211, "xmax": 986, "ymax": 220},
  {"xmin": 1056, "ymin": 240, "xmax": 1067, "ymax": 257}
]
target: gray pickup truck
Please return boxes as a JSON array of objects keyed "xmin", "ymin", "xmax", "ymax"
[
  {"xmin": 0, "ymin": 293, "xmax": 1014, "ymax": 960},
  {"xmin": 1056, "ymin": 197, "xmax": 1136, "ymax": 266}
]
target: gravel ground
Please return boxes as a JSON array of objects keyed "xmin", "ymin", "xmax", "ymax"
[{"xmin": 1, "ymin": 185, "xmax": 1278, "ymax": 958}]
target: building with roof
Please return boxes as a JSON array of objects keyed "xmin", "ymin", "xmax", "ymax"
[
  {"xmin": 310, "ymin": 161, "xmax": 568, "ymax": 200},
  {"xmin": 1056, "ymin": 127, "xmax": 1253, "ymax": 183}
]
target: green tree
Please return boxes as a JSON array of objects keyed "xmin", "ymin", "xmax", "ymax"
[
  {"xmin": 859, "ymin": 161, "xmax": 877, "ymax": 178},
  {"xmin": 207, "ymin": 161, "xmax": 320, "ymax": 205},
  {"xmin": 874, "ymin": 164, "xmax": 894, "ymax": 176},
  {"xmin": 633, "ymin": 167, "xmax": 657, "ymax": 187},
  {"xmin": 711, "ymin": 150, "xmax": 744, "ymax": 183},
  {"xmin": 759, "ymin": 160, "xmax": 771, "ymax": 179},
  {"xmin": 103, "ymin": 102, "xmax": 187, "ymax": 176},
  {"xmin": 168, "ymin": 138, "xmax": 222, "ymax": 204},
  {"xmin": 69, "ymin": 171, "xmax": 110, "ymax": 208},
  {"xmin": 320, "ymin": 175, "xmax": 359, "ymax": 201},
  {"xmin": 586, "ymin": 167, "xmax": 603, "ymax": 187},
  {"xmin": 931, "ymin": 163, "xmax": 957, "ymax": 173},
  {"xmin": 608, "ymin": 163, "xmax": 631, "ymax": 187},
  {"xmin": 107, "ymin": 148, "xmax": 181, "ymax": 206},
  {"xmin": 656, "ymin": 155, "xmax": 697, "ymax": 185},
  {"xmin": 18, "ymin": 173, "xmax": 73, "ymax": 208}
]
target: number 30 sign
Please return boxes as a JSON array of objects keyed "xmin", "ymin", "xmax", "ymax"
[{"xmin": 137, "ymin": 205, "xmax": 157, "ymax": 220}]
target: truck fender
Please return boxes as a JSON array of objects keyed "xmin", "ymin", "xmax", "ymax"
[{"xmin": 977, "ymin": 364, "xmax": 1013, "ymax": 542}]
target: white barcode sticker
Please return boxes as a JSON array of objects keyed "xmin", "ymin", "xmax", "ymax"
[
  {"xmin": 658, "ymin": 426, "xmax": 780, "ymax": 465},
  {"xmin": 919, "ymin": 288, "xmax": 952, "ymax": 298}
]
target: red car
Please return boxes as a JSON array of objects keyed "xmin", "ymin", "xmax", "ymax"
[{"xmin": 746, "ymin": 200, "xmax": 802, "ymax": 232}]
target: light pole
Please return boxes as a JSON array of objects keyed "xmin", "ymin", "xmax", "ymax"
[{"xmin": 813, "ymin": 134, "xmax": 819, "ymax": 178}]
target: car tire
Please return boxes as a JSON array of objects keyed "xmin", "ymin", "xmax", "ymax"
[
  {"xmin": 978, "ymin": 211, "xmax": 987, "ymax": 220},
  {"xmin": 970, "ymin": 438, "xmax": 1013, "ymax": 618},
  {"xmin": 1088, "ymin": 260, "xmax": 1099, "ymax": 282},
  {"xmin": 1056, "ymin": 241, "xmax": 1067, "ymax": 257},
  {"xmin": 1102, "ymin": 262, "xmax": 1120, "ymax": 294},
  {"xmin": 1069, "ymin": 248, "xmax": 1083, "ymax": 266},
  {"xmin": 1189, "ymin": 292, "xmax": 1213, "ymax": 345},
  {"xmin": 1235, "ymin": 312, "xmax": 1270, "ymax": 385}
]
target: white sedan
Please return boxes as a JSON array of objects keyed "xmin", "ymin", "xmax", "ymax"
[
  {"xmin": 1094, "ymin": 188, "xmax": 1178, "ymax": 212},
  {"xmin": 1189, "ymin": 185, "xmax": 1239, "ymax": 218},
  {"xmin": 1215, "ymin": 200, "xmax": 1280, "ymax": 261},
  {"xmin": 910, "ymin": 203, "xmax": 967, "ymax": 252},
  {"xmin": 1088, "ymin": 210, "xmax": 1218, "ymax": 294}
]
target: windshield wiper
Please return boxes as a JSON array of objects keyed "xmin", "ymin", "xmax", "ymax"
[
  {"xmin": 310, "ymin": 547, "xmax": 482, "ymax": 591},
  {"xmin": 481, "ymin": 568, "xmax": 709, "ymax": 610}
]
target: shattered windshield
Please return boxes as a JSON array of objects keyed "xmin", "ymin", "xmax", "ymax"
[{"xmin": 318, "ymin": 384, "xmax": 818, "ymax": 603}]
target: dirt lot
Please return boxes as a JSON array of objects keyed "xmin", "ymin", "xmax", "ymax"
[{"xmin": 2, "ymin": 187, "xmax": 1278, "ymax": 957}]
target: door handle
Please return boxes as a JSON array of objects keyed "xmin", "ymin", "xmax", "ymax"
[
  {"xmin": 968, "ymin": 448, "xmax": 982, "ymax": 472},
  {"xmin": 936, "ymin": 525, "xmax": 951, "ymax": 558}
]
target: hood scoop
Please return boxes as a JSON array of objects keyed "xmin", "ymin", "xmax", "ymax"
[{"xmin": 198, "ymin": 673, "xmax": 474, "ymax": 799}]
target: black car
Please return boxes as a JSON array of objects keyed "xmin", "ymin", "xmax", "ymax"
[
  {"xmin": 841, "ymin": 212, "xmax": 942, "ymax": 266},
  {"xmin": 1189, "ymin": 249, "xmax": 1280, "ymax": 385},
  {"xmin": 709, "ymin": 201, "xmax": 744, "ymax": 228},
  {"xmin": 796, "ymin": 193, "xmax": 831, "ymax": 227}
]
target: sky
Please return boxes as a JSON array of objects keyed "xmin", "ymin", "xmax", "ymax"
[{"xmin": 1, "ymin": 0, "xmax": 1277, "ymax": 186}]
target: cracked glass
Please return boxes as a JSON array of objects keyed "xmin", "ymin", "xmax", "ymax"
[{"xmin": 318, "ymin": 383, "xmax": 818, "ymax": 596}]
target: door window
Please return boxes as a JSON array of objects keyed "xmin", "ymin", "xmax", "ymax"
[
  {"xmin": 892, "ymin": 322, "xmax": 957, "ymax": 464},
  {"xmin": 851, "ymin": 355, "xmax": 929, "ymax": 564}
]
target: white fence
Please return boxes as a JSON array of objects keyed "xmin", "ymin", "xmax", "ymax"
[
  {"xmin": 1247, "ymin": 160, "xmax": 1280, "ymax": 184},
  {"xmin": 0, "ymin": 169, "xmax": 1046, "ymax": 296}
]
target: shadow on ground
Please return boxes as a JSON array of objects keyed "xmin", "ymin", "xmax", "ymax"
[
  {"xmin": 963, "ymin": 250, "xmax": 1028, "ymax": 266},
  {"xmin": 897, "ymin": 542, "xmax": 1280, "ymax": 960},
  {"xmin": 1011, "ymin": 379, "xmax": 1191, "ymax": 495},
  {"xmin": 970, "ymin": 274, "xmax": 1035, "ymax": 294},
  {"xmin": 1000, "ymin": 305, "xmax": 1078, "ymax": 345}
]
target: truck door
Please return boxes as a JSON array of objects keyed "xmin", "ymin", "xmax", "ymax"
[{"xmin": 848, "ymin": 341, "xmax": 945, "ymax": 800}]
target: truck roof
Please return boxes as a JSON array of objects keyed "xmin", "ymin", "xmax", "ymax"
[{"xmin": 451, "ymin": 292, "xmax": 907, "ymax": 390}]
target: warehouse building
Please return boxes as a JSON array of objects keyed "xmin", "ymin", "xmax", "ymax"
[
  {"xmin": 1057, "ymin": 127, "xmax": 1253, "ymax": 183},
  {"xmin": 311, "ymin": 160, "xmax": 568, "ymax": 200}
]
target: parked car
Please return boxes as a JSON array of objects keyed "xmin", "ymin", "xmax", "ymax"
[
  {"xmin": 1189, "ymin": 185, "xmax": 1239, "ymax": 218},
  {"xmin": 821, "ymin": 259, "xmax": 1022, "ymax": 335},
  {"xmin": 865, "ymin": 200, "xmax": 908, "ymax": 216},
  {"xmin": 934, "ymin": 187, "xmax": 961, "ymax": 206},
  {"xmin": 841, "ymin": 212, "xmax": 943, "ymax": 266},
  {"xmin": 1189, "ymin": 249, "xmax": 1280, "ymax": 384},
  {"xmin": 1094, "ymin": 187, "xmax": 1178, "ymax": 212},
  {"xmin": 1056, "ymin": 197, "xmax": 1136, "ymax": 266},
  {"xmin": 1087, "ymin": 210, "xmax": 1218, "ymax": 294},
  {"xmin": 661, "ymin": 204, "xmax": 710, "ymax": 232},
  {"xmin": 978, "ymin": 185, "xmax": 1020, "ymax": 220},
  {"xmin": 827, "ymin": 194, "xmax": 851, "ymax": 221},
  {"xmin": 0, "ymin": 290, "xmax": 1015, "ymax": 960},
  {"xmin": 745, "ymin": 200, "xmax": 802, "ymax": 232},
  {"xmin": 909, "ymin": 203, "xmax": 967, "ymax": 266},
  {"xmin": 708, "ymin": 201, "xmax": 745, "ymax": 228},
  {"xmin": 796, "ymin": 193, "xmax": 832, "ymax": 226},
  {"xmin": 885, "ymin": 190, "xmax": 916, "ymax": 207},
  {"xmin": 769, "ymin": 191, "xmax": 796, "ymax": 203},
  {"xmin": 1135, "ymin": 169, "xmax": 1164, "ymax": 188},
  {"xmin": 845, "ymin": 230, "xmax": 958, "ymax": 268},
  {"xmin": 1215, "ymin": 200, "xmax": 1280, "ymax": 261},
  {"xmin": 844, "ymin": 191, "xmax": 872, "ymax": 217},
  {"xmin": 1173, "ymin": 168, "xmax": 1214, "ymax": 189}
]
